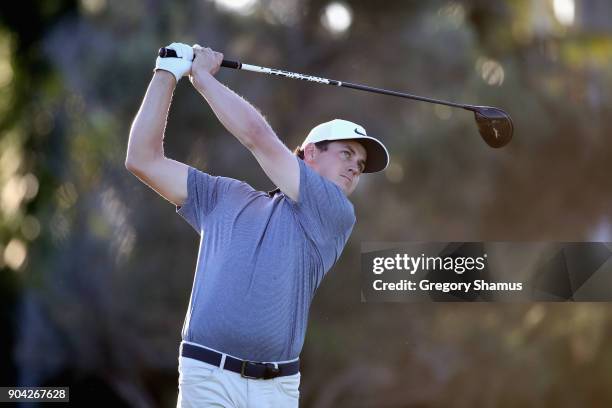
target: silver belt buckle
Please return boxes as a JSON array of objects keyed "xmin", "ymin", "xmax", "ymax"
[{"xmin": 240, "ymin": 361, "xmax": 259, "ymax": 379}]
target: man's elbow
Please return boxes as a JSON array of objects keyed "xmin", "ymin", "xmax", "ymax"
[
  {"xmin": 125, "ymin": 147, "xmax": 142, "ymax": 173},
  {"xmin": 125, "ymin": 143, "xmax": 163, "ymax": 174},
  {"xmin": 125, "ymin": 158, "xmax": 138, "ymax": 174}
]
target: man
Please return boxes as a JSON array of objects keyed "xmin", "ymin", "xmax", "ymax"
[{"xmin": 125, "ymin": 42, "xmax": 389, "ymax": 407}]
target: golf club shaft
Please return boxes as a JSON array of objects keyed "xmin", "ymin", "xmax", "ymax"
[
  {"xmin": 159, "ymin": 47, "xmax": 473, "ymax": 111},
  {"xmin": 223, "ymin": 60, "xmax": 472, "ymax": 110}
]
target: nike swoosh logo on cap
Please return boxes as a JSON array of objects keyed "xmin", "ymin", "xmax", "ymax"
[{"xmin": 354, "ymin": 128, "xmax": 367, "ymax": 136}]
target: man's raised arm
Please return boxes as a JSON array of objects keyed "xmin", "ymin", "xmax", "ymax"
[
  {"xmin": 189, "ymin": 45, "xmax": 300, "ymax": 201},
  {"xmin": 125, "ymin": 44, "xmax": 194, "ymax": 206}
]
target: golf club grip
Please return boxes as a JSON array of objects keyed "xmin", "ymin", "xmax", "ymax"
[{"xmin": 158, "ymin": 47, "xmax": 240, "ymax": 69}]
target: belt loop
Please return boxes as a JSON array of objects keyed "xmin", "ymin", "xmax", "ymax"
[{"xmin": 219, "ymin": 354, "xmax": 227, "ymax": 370}]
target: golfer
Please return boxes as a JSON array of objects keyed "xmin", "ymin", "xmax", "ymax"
[{"xmin": 125, "ymin": 42, "xmax": 389, "ymax": 407}]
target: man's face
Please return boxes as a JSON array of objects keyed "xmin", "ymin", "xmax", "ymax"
[{"xmin": 304, "ymin": 140, "xmax": 367, "ymax": 196}]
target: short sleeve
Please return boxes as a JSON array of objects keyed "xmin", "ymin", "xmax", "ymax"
[
  {"xmin": 176, "ymin": 166, "xmax": 242, "ymax": 234},
  {"xmin": 292, "ymin": 158, "xmax": 356, "ymax": 264}
]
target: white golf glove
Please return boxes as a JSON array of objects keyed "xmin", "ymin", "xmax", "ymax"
[{"xmin": 154, "ymin": 42, "xmax": 194, "ymax": 83}]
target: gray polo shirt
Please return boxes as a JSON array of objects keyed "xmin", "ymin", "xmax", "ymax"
[{"xmin": 176, "ymin": 157, "xmax": 355, "ymax": 362}]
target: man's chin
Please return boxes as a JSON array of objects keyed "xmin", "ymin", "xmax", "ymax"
[
  {"xmin": 327, "ymin": 178, "xmax": 349, "ymax": 195},
  {"xmin": 320, "ymin": 173, "xmax": 352, "ymax": 195},
  {"xmin": 339, "ymin": 180, "xmax": 353, "ymax": 196}
]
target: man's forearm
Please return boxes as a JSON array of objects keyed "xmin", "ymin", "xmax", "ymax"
[
  {"xmin": 192, "ymin": 73, "xmax": 274, "ymax": 150},
  {"xmin": 126, "ymin": 71, "xmax": 176, "ymax": 167}
]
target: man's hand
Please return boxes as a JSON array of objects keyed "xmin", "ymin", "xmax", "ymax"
[
  {"xmin": 154, "ymin": 42, "xmax": 193, "ymax": 84},
  {"xmin": 190, "ymin": 44, "xmax": 224, "ymax": 88}
]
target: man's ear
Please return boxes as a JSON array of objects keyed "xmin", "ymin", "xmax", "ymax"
[{"xmin": 303, "ymin": 143, "xmax": 317, "ymax": 162}]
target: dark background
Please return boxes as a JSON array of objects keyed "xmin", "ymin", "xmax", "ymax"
[{"xmin": 1, "ymin": 0, "xmax": 612, "ymax": 406}]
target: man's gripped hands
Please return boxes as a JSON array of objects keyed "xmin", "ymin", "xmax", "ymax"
[
  {"xmin": 154, "ymin": 42, "xmax": 223, "ymax": 87},
  {"xmin": 190, "ymin": 44, "xmax": 224, "ymax": 87}
]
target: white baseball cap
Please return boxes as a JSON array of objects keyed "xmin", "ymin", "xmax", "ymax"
[{"xmin": 301, "ymin": 119, "xmax": 389, "ymax": 173}]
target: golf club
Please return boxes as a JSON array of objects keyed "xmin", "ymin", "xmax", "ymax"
[{"xmin": 159, "ymin": 47, "xmax": 513, "ymax": 148}]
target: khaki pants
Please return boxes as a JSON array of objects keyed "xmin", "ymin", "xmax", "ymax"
[{"xmin": 176, "ymin": 356, "xmax": 300, "ymax": 408}]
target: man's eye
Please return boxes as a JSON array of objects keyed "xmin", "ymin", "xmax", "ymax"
[{"xmin": 342, "ymin": 151, "xmax": 350, "ymax": 158}]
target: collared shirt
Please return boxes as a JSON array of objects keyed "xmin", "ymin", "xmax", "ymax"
[{"xmin": 176, "ymin": 157, "xmax": 355, "ymax": 362}]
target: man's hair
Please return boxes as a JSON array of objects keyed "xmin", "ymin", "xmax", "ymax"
[{"xmin": 294, "ymin": 140, "xmax": 332, "ymax": 159}]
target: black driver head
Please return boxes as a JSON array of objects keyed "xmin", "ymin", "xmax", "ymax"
[{"xmin": 472, "ymin": 106, "xmax": 513, "ymax": 148}]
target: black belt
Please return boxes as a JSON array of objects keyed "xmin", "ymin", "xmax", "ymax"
[{"xmin": 180, "ymin": 343, "xmax": 300, "ymax": 380}]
